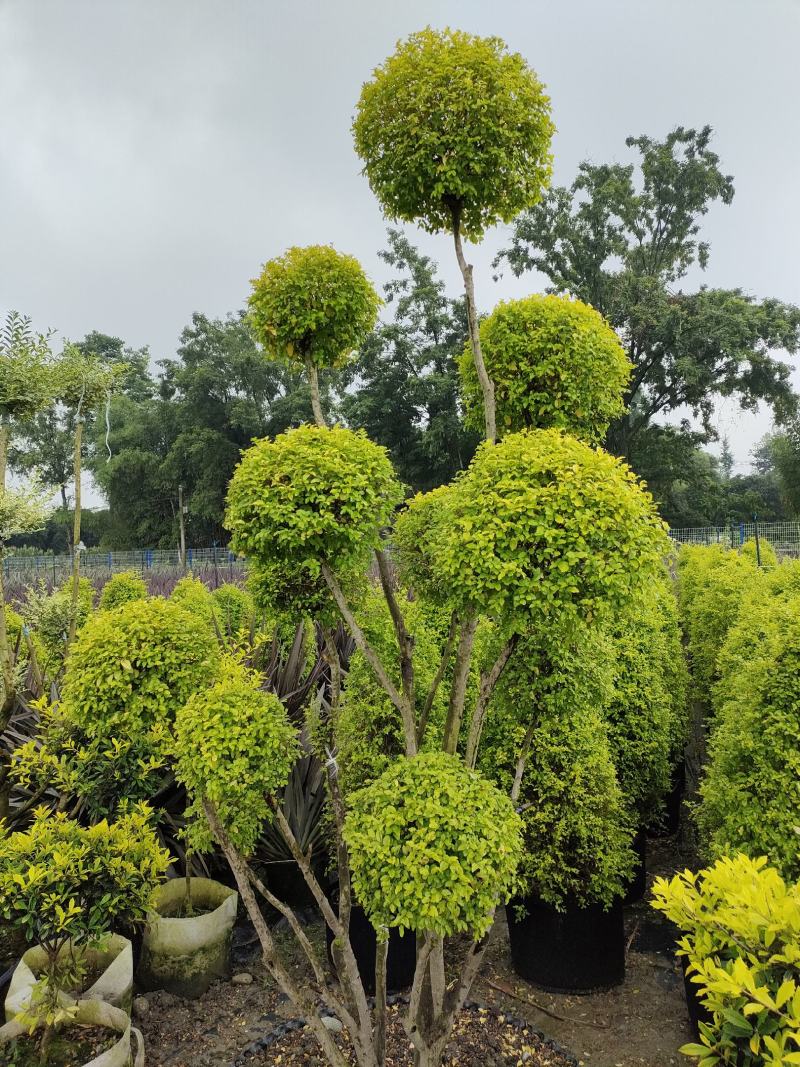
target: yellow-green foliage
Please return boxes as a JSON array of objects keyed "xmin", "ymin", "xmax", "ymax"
[
  {"xmin": 170, "ymin": 575, "xmax": 215, "ymax": 623},
  {"xmin": 21, "ymin": 577, "xmax": 94, "ymax": 666},
  {"xmin": 17, "ymin": 598, "xmax": 219, "ymax": 816},
  {"xmin": 333, "ymin": 588, "xmax": 448, "ymax": 796},
  {"xmin": 602, "ymin": 574, "xmax": 688, "ymax": 822},
  {"xmin": 741, "ymin": 536, "xmax": 778, "ymax": 570},
  {"xmin": 248, "ymin": 245, "xmax": 380, "ymax": 371},
  {"xmin": 697, "ymin": 594, "xmax": 800, "ymax": 881},
  {"xmin": 393, "ymin": 485, "xmax": 457, "ymax": 608},
  {"xmin": 60, "ymin": 596, "xmax": 218, "ymax": 739},
  {"xmin": 212, "ymin": 582, "xmax": 256, "ymax": 636},
  {"xmin": 652, "ymin": 855, "xmax": 800, "ymax": 1064},
  {"xmin": 0, "ymin": 804, "xmax": 169, "ymax": 958},
  {"xmin": 417, "ymin": 429, "xmax": 668, "ymax": 633},
  {"xmin": 460, "ymin": 295, "xmax": 630, "ymax": 444},
  {"xmin": 353, "ymin": 28, "xmax": 554, "ymax": 241},
  {"xmin": 98, "ymin": 570, "xmax": 147, "ymax": 612},
  {"xmin": 677, "ymin": 545, "xmax": 764, "ymax": 696},
  {"xmin": 481, "ymin": 629, "xmax": 633, "ymax": 909},
  {"xmin": 0, "ymin": 310, "xmax": 54, "ymax": 421},
  {"xmin": 226, "ymin": 425, "xmax": 403, "ymax": 618},
  {"xmin": 344, "ymin": 752, "xmax": 523, "ymax": 938},
  {"xmin": 174, "ymin": 657, "xmax": 299, "ymax": 855}
]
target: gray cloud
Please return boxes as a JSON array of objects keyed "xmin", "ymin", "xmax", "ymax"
[{"xmin": 1, "ymin": 0, "xmax": 798, "ymax": 472}]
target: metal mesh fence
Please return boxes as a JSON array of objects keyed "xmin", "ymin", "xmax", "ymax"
[
  {"xmin": 2, "ymin": 547, "xmax": 246, "ymax": 584},
  {"xmin": 668, "ymin": 521, "xmax": 800, "ymax": 558}
]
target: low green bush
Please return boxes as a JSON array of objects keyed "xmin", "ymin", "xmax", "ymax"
[
  {"xmin": 697, "ymin": 594, "xmax": 800, "ymax": 880},
  {"xmin": 652, "ymin": 854, "xmax": 800, "ymax": 1064},
  {"xmin": 170, "ymin": 575, "xmax": 216, "ymax": 623},
  {"xmin": 344, "ymin": 751, "xmax": 522, "ymax": 938},
  {"xmin": 211, "ymin": 582, "xmax": 255, "ymax": 636},
  {"xmin": 98, "ymin": 570, "xmax": 147, "ymax": 612},
  {"xmin": 21, "ymin": 577, "xmax": 94, "ymax": 668}
]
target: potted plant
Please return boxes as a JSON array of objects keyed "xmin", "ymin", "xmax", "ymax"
[
  {"xmin": 0, "ymin": 805, "xmax": 168, "ymax": 1065},
  {"xmin": 652, "ymin": 853, "xmax": 800, "ymax": 1059}
]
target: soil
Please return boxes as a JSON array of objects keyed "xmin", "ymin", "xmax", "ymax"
[
  {"xmin": 254, "ymin": 1002, "xmax": 576, "ymax": 1065},
  {"xmin": 159, "ymin": 899, "xmax": 217, "ymax": 919},
  {"xmin": 136, "ymin": 834, "xmax": 697, "ymax": 1067},
  {"xmin": 3, "ymin": 1024, "xmax": 119, "ymax": 1066}
]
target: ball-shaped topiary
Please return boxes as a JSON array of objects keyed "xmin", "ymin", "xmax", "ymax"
[
  {"xmin": 98, "ymin": 570, "xmax": 148, "ymax": 612},
  {"xmin": 459, "ymin": 295, "xmax": 630, "ymax": 444},
  {"xmin": 344, "ymin": 751, "xmax": 522, "ymax": 938},
  {"xmin": 248, "ymin": 245, "xmax": 380, "ymax": 371},
  {"xmin": 174, "ymin": 657, "xmax": 299, "ymax": 854},
  {"xmin": 698, "ymin": 595, "xmax": 800, "ymax": 880},
  {"xmin": 353, "ymin": 28, "xmax": 554, "ymax": 241},
  {"xmin": 170, "ymin": 574, "xmax": 216, "ymax": 623},
  {"xmin": 423, "ymin": 429, "xmax": 668, "ymax": 632},
  {"xmin": 226, "ymin": 425, "xmax": 404, "ymax": 587},
  {"xmin": 59, "ymin": 596, "xmax": 219, "ymax": 741}
]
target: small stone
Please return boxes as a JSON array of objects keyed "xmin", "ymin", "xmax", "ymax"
[
  {"xmin": 132, "ymin": 996, "xmax": 150, "ymax": 1019},
  {"xmin": 321, "ymin": 1015, "xmax": 343, "ymax": 1032},
  {"xmin": 232, "ymin": 971, "xmax": 254, "ymax": 985}
]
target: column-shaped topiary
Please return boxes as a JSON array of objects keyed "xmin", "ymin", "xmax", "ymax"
[
  {"xmin": 0, "ymin": 805, "xmax": 168, "ymax": 1062},
  {"xmin": 354, "ymin": 27, "xmax": 554, "ymax": 442},
  {"xmin": 248, "ymin": 245, "xmax": 380, "ymax": 426},
  {"xmin": 459, "ymin": 294, "xmax": 630, "ymax": 443}
]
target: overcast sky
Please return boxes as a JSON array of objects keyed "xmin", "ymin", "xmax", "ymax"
[{"xmin": 1, "ymin": 0, "xmax": 798, "ymax": 478}]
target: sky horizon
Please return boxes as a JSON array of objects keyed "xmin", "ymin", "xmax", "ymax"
[{"xmin": 2, "ymin": 0, "xmax": 798, "ymax": 483}]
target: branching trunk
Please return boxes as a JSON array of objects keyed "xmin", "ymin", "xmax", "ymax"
[
  {"xmin": 465, "ymin": 635, "xmax": 520, "ymax": 768},
  {"xmin": 375, "ymin": 547, "xmax": 416, "ymax": 751},
  {"xmin": 417, "ymin": 610, "xmax": 458, "ymax": 747},
  {"xmin": 450, "ymin": 203, "xmax": 495, "ymax": 443},
  {"xmin": 442, "ymin": 615, "xmax": 478, "ymax": 754}
]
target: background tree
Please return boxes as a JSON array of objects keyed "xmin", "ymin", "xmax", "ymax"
[
  {"xmin": 340, "ymin": 229, "xmax": 476, "ymax": 492},
  {"xmin": 354, "ymin": 27, "xmax": 555, "ymax": 442},
  {"xmin": 764, "ymin": 420, "xmax": 800, "ymax": 517},
  {"xmin": 497, "ymin": 125, "xmax": 800, "ymax": 458}
]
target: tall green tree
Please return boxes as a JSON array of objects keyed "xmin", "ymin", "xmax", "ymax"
[
  {"xmin": 764, "ymin": 421, "xmax": 800, "ymax": 517},
  {"xmin": 340, "ymin": 229, "xmax": 477, "ymax": 492},
  {"xmin": 497, "ymin": 126, "xmax": 800, "ymax": 457}
]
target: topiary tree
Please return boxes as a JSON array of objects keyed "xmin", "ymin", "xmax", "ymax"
[
  {"xmin": 248, "ymin": 245, "xmax": 380, "ymax": 426},
  {"xmin": 98, "ymin": 570, "xmax": 147, "ymax": 612},
  {"xmin": 353, "ymin": 27, "xmax": 555, "ymax": 442},
  {"xmin": 0, "ymin": 805, "xmax": 168, "ymax": 1062},
  {"xmin": 211, "ymin": 581, "xmax": 256, "ymax": 638},
  {"xmin": 459, "ymin": 294, "xmax": 630, "ymax": 443},
  {"xmin": 14, "ymin": 597, "xmax": 219, "ymax": 818},
  {"xmin": 697, "ymin": 594, "xmax": 800, "ymax": 880},
  {"xmin": 170, "ymin": 574, "xmax": 216, "ymax": 624}
]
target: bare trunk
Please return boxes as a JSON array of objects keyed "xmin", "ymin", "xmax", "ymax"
[
  {"xmin": 306, "ymin": 358, "xmax": 326, "ymax": 427},
  {"xmin": 417, "ymin": 610, "xmax": 458, "ymax": 747},
  {"xmin": 375, "ymin": 547, "xmax": 416, "ymax": 752},
  {"xmin": 0, "ymin": 422, "xmax": 14, "ymax": 828},
  {"xmin": 442, "ymin": 616, "xmax": 478, "ymax": 754},
  {"xmin": 67, "ymin": 416, "xmax": 84, "ymax": 648},
  {"xmin": 450, "ymin": 206, "xmax": 495, "ymax": 443},
  {"xmin": 373, "ymin": 932, "xmax": 389, "ymax": 1067},
  {"xmin": 465, "ymin": 635, "xmax": 519, "ymax": 768}
]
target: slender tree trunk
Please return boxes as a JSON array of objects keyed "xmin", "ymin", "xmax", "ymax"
[
  {"xmin": 442, "ymin": 616, "xmax": 478, "ymax": 754},
  {"xmin": 450, "ymin": 206, "xmax": 496, "ymax": 443},
  {"xmin": 306, "ymin": 358, "xmax": 326, "ymax": 428},
  {"xmin": 0, "ymin": 421, "xmax": 15, "ymax": 828},
  {"xmin": 67, "ymin": 415, "xmax": 83, "ymax": 647}
]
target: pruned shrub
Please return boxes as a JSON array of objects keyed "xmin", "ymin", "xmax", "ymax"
[{"xmin": 98, "ymin": 570, "xmax": 147, "ymax": 612}]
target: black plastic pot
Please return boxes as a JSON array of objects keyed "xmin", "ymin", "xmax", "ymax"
[
  {"xmin": 682, "ymin": 958, "xmax": 714, "ymax": 1039},
  {"xmin": 622, "ymin": 829, "xmax": 647, "ymax": 906},
  {"xmin": 506, "ymin": 894, "xmax": 625, "ymax": 993},
  {"xmin": 325, "ymin": 902, "xmax": 416, "ymax": 995}
]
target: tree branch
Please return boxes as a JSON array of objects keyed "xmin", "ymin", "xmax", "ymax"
[
  {"xmin": 442, "ymin": 615, "xmax": 478, "ymax": 754},
  {"xmin": 417, "ymin": 610, "xmax": 458, "ymax": 747},
  {"xmin": 465, "ymin": 634, "xmax": 519, "ymax": 768}
]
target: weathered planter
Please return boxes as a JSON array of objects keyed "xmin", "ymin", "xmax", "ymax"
[
  {"xmin": 137, "ymin": 877, "xmax": 238, "ymax": 998},
  {"xmin": 5, "ymin": 935, "xmax": 133, "ymax": 1023},
  {"xmin": 325, "ymin": 901, "xmax": 416, "ymax": 995},
  {"xmin": 506, "ymin": 894, "xmax": 625, "ymax": 993},
  {"xmin": 0, "ymin": 998, "xmax": 143, "ymax": 1067}
]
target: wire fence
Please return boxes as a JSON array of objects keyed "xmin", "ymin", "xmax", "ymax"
[
  {"xmin": 2, "ymin": 546, "xmax": 246, "ymax": 584},
  {"xmin": 668, "ymin": 520, "xmax": 800, "ymax": 558}
]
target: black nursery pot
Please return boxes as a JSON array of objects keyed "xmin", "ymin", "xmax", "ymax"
[
  {"xmin": 622, "ymin": 829, "xmax": 647, "ymax": 906},
  {"xmin": 325, "ymin": 900, "xmax": 416, "ymax": 995},
  {"xmin": 506, "ymin": 894, "xmax": 625, "ymax": 993},
  {"xmin": 682, "ymin": 958, "xmax": 714, "ymax": 1039}
]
